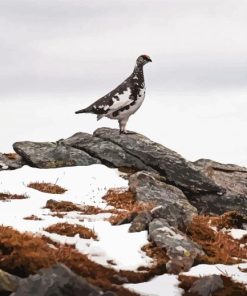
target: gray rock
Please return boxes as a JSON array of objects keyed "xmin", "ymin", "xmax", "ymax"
[
  {"xmin": 63, "ymin": 132, "xmax": 155, "ymax": 172},
  {"xmin": 115, "ymin": 212, "xmax": 138, "ymax": 225},
  {"xmin": 0, "ymin": 153, "xmax": 25, "ymax": 171},
  {"xmin": 94, "ymin": 128, "xmax": 222, "ymax": 195},
  {"xmin": 128, "ymin": 211, "xmax": 152, "ymax": 232},
  {"xmin": 151, "ymin": 205, "xmax": 186, "ymax": 229},
  {"xmin": 0, "ymin": 268, "xmax": 20, "ymax": 292},
  {"xmin": 188, "ymin": 191, "xmax": 247, "ymax": 216},
  {"xmin": 11, "ymin": 263, "xmax": 115, "ymax": 296},
  {"xmin": 189, "ymin": 275, "xmax": 224, "ymax": 296},
  {"xmin": 149, "ymin": 219, "xmax": 204, "ymax": 274},
  {"xmin": 129, "ymin": 171, "xmax": 197, "ymax": 228},
  {"xmin": 192, "ymin": 159, "xmax": 247, "ymax": 195},
  {"xmin": 13, "ymin": 141, "xmax": 100, "ymax": 168}
]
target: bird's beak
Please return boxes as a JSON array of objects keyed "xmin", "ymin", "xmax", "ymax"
[{"xmin": 148, "ymin": 57, "xmax": 152, "ymax": 62}]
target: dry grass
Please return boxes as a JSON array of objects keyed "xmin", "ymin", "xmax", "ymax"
[
  {"xmin": 140, "ymin": 243, "xmax": 168, "ymax": 272},
  {"xmin": 23, "ymin": 215, "xmax": 42, "ymax": 221},
  {"xmin": 187, "ymin": 213, "xmax": 247, "ymax": 264},
  {"xmin": 103, "ymin": 189, "xmax": 154, "ymax": 225},
  {"xmin": 45, "ymin": 200, "xmax": 82, "ymax": 212},
  {"xmin": 179, "ymin": 274, "xmax": 247, "ymax": 296},
  {"xmin": 0, "ymin": 226, "xmax": 173, "ymax": 296},
  {"xmin": 209, "ymin": 211, "xmax": 245, "ymax": 230},
  {"xmin": 27, "ymin": 182, "xmax": 67, "ymax": 194},
  {"xmin": 0, "ymin": 193, "xmax": 28, "ymax": 201},
  {"xmin": 45, "ymin": 200, "xmax": 118, "ymax": 217},
  {"xmin": 44, "ymin": 223, "xmax": 97, "ymax": 240},
  {"xmin": 103, "ymin": 189, "xmax": 137, "ymax": 210}
]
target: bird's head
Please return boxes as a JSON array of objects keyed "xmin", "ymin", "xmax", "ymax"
[{"xmin": 136, "ymin": 55, "xmax": 152, "ymax": 66}]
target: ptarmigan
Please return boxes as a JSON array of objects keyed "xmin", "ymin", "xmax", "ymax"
[{"xmin": 75, "ymin": 55, "xmax": 152, "ymax": 134}]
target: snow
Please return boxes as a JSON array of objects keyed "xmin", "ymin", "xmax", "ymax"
[
  {"xmin": 227, "ymin": 229, "xmax": 247, "ymax": 240},
  {"xmin": 124, "ymin": 274, "xmax": 183, "ymax": 296},
  {"xmin": 182, "ymin": 263, "xmax": 247, "ymax": 287},
  {"xmin": 0, "ymin": 165, "xmax": 152, "ymax": 271}
]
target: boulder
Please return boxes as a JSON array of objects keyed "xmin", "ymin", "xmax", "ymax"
[
  {"xmin": 129, "ymin": 171, "xmax": 197, "ymax": 228},
  {"xmin": 13, "ymin": 141, "xmax": 100, "ymax": 168},
  {"xmin": 63, "ymin": 132, "xmax": 154, "ymax": 171},
  {"xmin": 192, "ymin": 159, "xmax": 247, "ymax": 196},
  {"xmin": 11, "ymin": 263, "xmax": 116, "ymax": 296},
  {"xmin": 188, "ymin": 275, "xmax": 224, "ymax": 296},
  {"xmin": 149, "ymin": 219, "xmax": 204, "ymax": 274},
  {"xmin": 188, "ymin": 191, "xmax": 247, "ymax": 216},
  {"xmin": 0, "ymin": 153, "xmax": 25, "ymax": 171},
  {"xmin": 94, "ymin": 128, "xmax": 222, "ymax": 195}
]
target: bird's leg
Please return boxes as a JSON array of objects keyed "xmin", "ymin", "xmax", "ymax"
[{"xmin": 118, "ymin": 118, "xmax": 129, "ymax": 134}]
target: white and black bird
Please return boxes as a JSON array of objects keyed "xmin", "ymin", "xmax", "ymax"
[{"xmin": 75, "ymin": 55, "xmax": 152, "ymax": 134}]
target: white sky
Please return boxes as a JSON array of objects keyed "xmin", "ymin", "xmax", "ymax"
[{"xmin": 1, "ymin": 1, "xmax": 247, "ymax": 165}]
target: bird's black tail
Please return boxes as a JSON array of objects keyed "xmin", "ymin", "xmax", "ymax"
[{"xmin": 75, "ymin": 108, "xmax": 88, "ymax": 114}]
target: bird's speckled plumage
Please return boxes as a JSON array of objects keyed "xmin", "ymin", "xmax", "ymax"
[{"xmin": 75, "ymin": 55, "xmax": 152, "ymax": 134}]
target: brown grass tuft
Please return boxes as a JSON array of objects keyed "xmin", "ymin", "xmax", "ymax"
[
  {"xmin": 209, "ymin": 211, "xmax": 245, "ymax": 230},
  {"xmin": 0, "ymin": 193, "xmax": 28, "ymax": 201},
  {"xmin": 103, "ymin": 189, "xmax": 154, "ymax": 225},
  {"xmin": 27, "ymin": 182, "xmax": 67, "ymax": 194},
  {"xmin": 103, "ymin": 189, "xmax": 136, "ymax": 210},
  {"xmin": 187, "ymin": 214, "xmax": 247, "ymax": 264},
  {"xmin": 140, "ymin": 243, "xmax": 168, "ymax": 272},
  {"xmin": 45, "ymin": 200, "xmax": 82, "ymax": 212},
  {"xmin": 44, "ymin": 223, "xmax": 97, "ymax": 240},
  {"xmin": 0, "ymin": 226, "xmax": 58, "ymax": 276},
  {"xmin": 23, "ymin": 215, "xmax": 42, "ymax": 221}
]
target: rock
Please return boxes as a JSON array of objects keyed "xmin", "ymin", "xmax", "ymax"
[
  {"xmin": 128, "ymin": 211, "xmax": 152, "ymax": 232},
  {"xmin": 63, "ymin": 132, "xmax": 155, "ymax": 172},
  {"xmin": 193, "ymin": 158, "xmax": 247, "ymax": 196},
  {"xmin": 188, "ymin": 191, "xmax": 247, "ymax": 216},
  {"xmin": 94, "ymin": 128, "xmax": 222, "ymax": 195},
  {"xmin": 11, "ymin": 263, "xmax": 115, "ymax": 296},
  {"xmin": 129, "ymin": 171, "xmax": 197, "ymax": 228},
  {"xmin": 189, "ymin": 275, "xmax": 224, "ymax": 296},
  {"xmin": 116, "ymin": 212, "xmax": 138, "ymax": 225},
  {"xmin": 151, "ymin": 205, "xmax": 186, "ymax": 230},
  {"xmin": 149, "ymin": 219, "xmax": 204, "ymax": 274},
  {"xmin": 0, "ymin": 268, "xmax": 20, "ymax": 292},
  {"xmin": 0, "ymin": 153, "xmax": 25, "ymax": 171},
  {"xmin": 13, "ymin": 141, "xmax": 100, "ymax": 168}
]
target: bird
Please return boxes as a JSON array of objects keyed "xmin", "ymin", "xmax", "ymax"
[{"xmin": 75, "ymin": 55, "xmax": 152, "ymax": 134}]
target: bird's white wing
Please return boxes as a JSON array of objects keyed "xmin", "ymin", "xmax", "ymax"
[
  {"xmin": 107, "ymin": 87, "xmax": 133, "ymax": 113},
  {"xmin": 93, "ymin": 87, "xmax": 134, "ymax": 120}
]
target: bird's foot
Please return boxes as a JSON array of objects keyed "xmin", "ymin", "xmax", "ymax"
[{"xmin": 119, "ymin": 130, "xmax": 136, "ymax": 135}]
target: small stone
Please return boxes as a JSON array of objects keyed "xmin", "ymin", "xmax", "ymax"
[
  {"xmin": 129, "ymin": 211, "xmax": 152, "ymax": 232},
  {"xmin": 189, "ymin": 275, "xmax": 224, "ymax": 296}
]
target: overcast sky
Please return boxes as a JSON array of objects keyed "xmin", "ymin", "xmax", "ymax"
[
  {"xmin": 1, "ymin": 0, "xmax": 247, "ymax": 95},
  {"xmin": 1, "ymin": 1, "xmax": 247, "ymax": 166}
]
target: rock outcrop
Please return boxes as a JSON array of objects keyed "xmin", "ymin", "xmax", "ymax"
[
  {"xmin": 13, "ymin": 141, "xmax": 100, "ymax": 168},
  {"xmin": 9, "ymin": 128, "xmax": 247, "ymax": 216}
]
